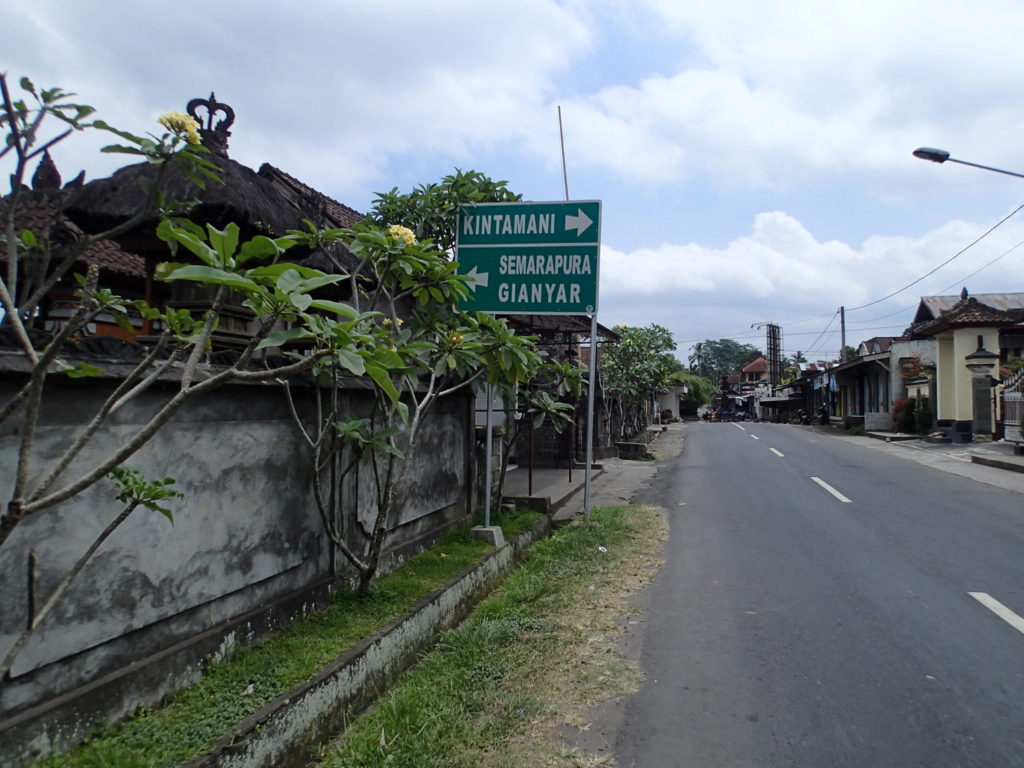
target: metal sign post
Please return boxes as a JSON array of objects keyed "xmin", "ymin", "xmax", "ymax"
[
  {"xmin": 483, "ymin": 381, "xmax": 494, "ymax": 528},
  {"xmin": 583, "ymin": 313, "xmax": 598, "ymax": 521}
]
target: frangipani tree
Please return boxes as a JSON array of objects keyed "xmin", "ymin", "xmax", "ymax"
[
  {"xmin": 0, "ymin": 76, "xmax": 366, "ymax": 679},
  {"xmin": 601, "ymin": 323, "xmax": 679, "ymax": 439},
  {"xmin": 280, "ymin": 222, "xmax": 557, "ymax": 593}
]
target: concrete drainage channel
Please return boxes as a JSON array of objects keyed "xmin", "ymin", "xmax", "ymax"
[{"xmin": 179, "ymin": 514, "xmax": 553, "ymax": 768}]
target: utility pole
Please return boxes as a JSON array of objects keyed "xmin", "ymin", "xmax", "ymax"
[{"xmin": 839, "ymin": 306, "xmax": 847, "ymax": 362}]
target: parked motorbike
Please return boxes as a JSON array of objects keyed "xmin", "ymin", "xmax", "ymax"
[
  {"xmin": 818, "ymin": 405, "xmax": 830, "ymax": 425},
  {"xmin": 797, "ymin": 408, "xmax": 812, "ymax": 425}
]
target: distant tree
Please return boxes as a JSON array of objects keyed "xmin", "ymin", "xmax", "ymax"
[
  {"xmin": 791, "ymin": 350, "xmax": 807, "ymax": 364},
  {"xmin": 671, "ymin": 371, "xmax": 714, "ymax": 415},
  {"xmin": 689, "ymin": 338, "xmax": 762, "ymax": 383},
  {"xmin": 368, "ymin": 169, "xmax": 520, "ymax": 255},
  {"xmin": 602, "ymin": 323, "xmax": 678, "ymax": 438}
]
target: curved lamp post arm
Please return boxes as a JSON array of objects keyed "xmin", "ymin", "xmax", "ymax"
[{"xmin": 913, "ymin": 147, "xmax": 1024, "ymax": 180}]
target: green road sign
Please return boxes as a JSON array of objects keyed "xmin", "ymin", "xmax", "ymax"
[{"xmin": 456, "ymin": 200, "xmax": 601, "ymax": 315}]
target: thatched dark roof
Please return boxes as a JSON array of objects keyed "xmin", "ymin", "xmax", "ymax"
[
  {"xmin": 258, "ymin": 164, "xmax": 364, "ymax": 229},
  {"xmin": 59, "ymin": 95, "xmax": 368, "ymax": 276},
  {"xmin": 63, "ymin": 156, "xmax": 308, "ymax": 238}
]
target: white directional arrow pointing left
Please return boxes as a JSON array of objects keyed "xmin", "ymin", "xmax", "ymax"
[
  {"xmin": 465, "ymin": 266, "xmax": 489, "ymax": 292},
  {"xmin": 564, "ymin": 208, "xmax": 593, "ymax": 237}
]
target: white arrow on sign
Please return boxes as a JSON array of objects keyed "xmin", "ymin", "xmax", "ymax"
[
  {"xmin": 564, "ymin": 209, "xmax": 593, "ymax": 237},
  {"xmin": 465, "ymin": 266, "xmax": 489, "ymax": 292}
]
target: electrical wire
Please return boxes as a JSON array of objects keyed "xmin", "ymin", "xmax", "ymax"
[
  {"xmin": 845, "ymin": 201, "xmax": 1024, "ymax": 312},
  {"xmin": 802, "ymin": 311, "xmax": 838, "ymax": 357},
  {"xmin": 860, "ymin": 237, "xmax": 1024, "ymax": 323},
  {"xmin": 682, "ymin": 204, "xmax": 1024, "ymax": 349}
]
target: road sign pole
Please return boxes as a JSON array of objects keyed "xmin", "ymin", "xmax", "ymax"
[
  {"xmin": 484, "ymin": 381, "xmax": 493, "ymax": 528},
  {"xmin": 583, "ymin": 312, "xmax": 598, "ymax": 522}
]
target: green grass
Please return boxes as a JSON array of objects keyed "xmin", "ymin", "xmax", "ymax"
[
  {"xmin": 35, "ymin": 509, "xmax": 541, "ymax": 768},
  {"xmin": 317, "ymin": 505, "xmax": 640, "ymax": 768}
]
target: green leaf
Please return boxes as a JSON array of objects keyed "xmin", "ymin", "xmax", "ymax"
[
  {"xmin": 114, "ymin": 313, "xmax": 136, "ymax": 333},
  {"xmin": 18, "ymin": 228, "xmax": 37, "ymax": 248},
  {"xmin": 61, "ymin": 362, "xmax": 105, "ymax": 379},
  {"xmin": 308, "ymin": 299, "xmax": 361, "ymax": 318},
  {"xmin": 276, "ymin": 269, "xmax": 303, "ymax": 295},
  {"xmin": 158, "ymin": 224, "xmax": 219, "ymax": 267},
  {"xmin": 366, "ymin": 362, "xmax": 404, "ymax": 417},
  {"xmin": 256, "ymin": 327, "xmax": 312, "ymax": 349},
  {"xmin": 206, "ymin": 223, "xmax": 240, "ymax": 265},
  {"xmin": 335, "ymin": 348, "xmax": 366, "ymax": 376},
  {"xmin": 293, "ymin": 274, "xmax": 345, "ymax": 294},
  {"xmin": 238, "ymin": 236, "xmax": 287, "ymax": 265},
  {"xmin": 161, "ymin": 265, "xmax": 261, "ymax": 294},
  {"xmin": 92, "ymin": 120, "xmax": 146, "ymax": 146},
  {"xmin": 289, "ymin": 293, "xmax": 313, "ymax": 311}
]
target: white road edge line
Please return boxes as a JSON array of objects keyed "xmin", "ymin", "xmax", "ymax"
[
  {"xmin": 968, "ymin": 592, "xmax": 1024, "ymax": 636},
  {"xmin": 810, "ymin": 476, "xmax": 852, "ymax": 503},
  {"xmin": 750, "ymin": 434, "xmax": 760, "ymax": 440},
  {"xmin": 733, "ymin": 423, "xmax": 746, "ymax": 430},
  {"xmin": 770, "ymin": 448, "xmax": 785, "ymax": 457}
]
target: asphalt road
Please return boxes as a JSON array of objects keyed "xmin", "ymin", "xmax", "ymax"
[{"xmin": 616, "ymin": 422, "xmax": 1024, "ymax": 768}]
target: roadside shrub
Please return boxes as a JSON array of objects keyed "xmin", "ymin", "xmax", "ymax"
[
  {"xmin": 915, "ymin": 396, "xmax": 933, "ymax": 434},
  {"xmin": 892, "ymin": 398, "xmax": 916, "ymax": 433}
]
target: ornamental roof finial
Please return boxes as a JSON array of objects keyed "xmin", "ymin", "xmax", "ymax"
[{"xmin": 186, "ymin": 93, "xmax": 235, "ymax": 157}]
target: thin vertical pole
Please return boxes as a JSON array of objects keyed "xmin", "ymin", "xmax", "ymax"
[
  {"xmin": 558, "ymin": 106, "xmax": 570, "ymax": 201},
  {"xmin": 583, "ymin": 314, "xmax": 598, "ymax": 522},
  {"xmin": 484, "ymin": 382, "xmax": 493, "ymax": 528},
  {"xmin": 840, "ymin": 306, "xmax": 847, "ymax": 362}
]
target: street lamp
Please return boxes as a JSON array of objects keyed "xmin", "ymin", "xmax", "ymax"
[{"xmin": 913, "ymin": 147, "xmax": 1024, "ymax": 180}]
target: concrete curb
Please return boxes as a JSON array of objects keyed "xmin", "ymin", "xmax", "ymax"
[
  {"xmin": 971, "ymin": 454, "xmax": 1024, "ymax": 474},
  {"xmin": 181, "ymin": 515, "xmax": 552, "ymax": 768}
]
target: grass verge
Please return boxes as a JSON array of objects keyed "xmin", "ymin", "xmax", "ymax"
[
  {"xmin": 315, "ymin": 504, "xmax": 666, "ymax": 768},
  {"xmin": 34, "ymin": 510, "xmax": 541, "ymax": 768}
]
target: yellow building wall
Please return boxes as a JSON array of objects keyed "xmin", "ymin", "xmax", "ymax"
[
  {"xmin": 951, "ymin": 329, "xmax": 1000, "ymax": 422},
  {"xmin": 936, "ymin": 335, "xmax": 955, "ymax": 419}
]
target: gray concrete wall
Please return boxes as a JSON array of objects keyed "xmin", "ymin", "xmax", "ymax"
[
  {"xmin": 0, "ymin": 367, "xmax": 473, "ymax": 736},
  {"xmin": 890, "ymin": 339, "xmax": 937, "ymax": 406}
]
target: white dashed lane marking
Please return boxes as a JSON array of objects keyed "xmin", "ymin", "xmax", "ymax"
[
  {"xmin": 969, "ymin": 592, "xmax": 1024, "ymax": 636},
  {"xmin": 811, "ymin": 476, "xmax": 852, "ymax": 503}
]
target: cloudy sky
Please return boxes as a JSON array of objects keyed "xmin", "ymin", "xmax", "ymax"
[{"xmin": 5, "ymin": 0, "xmax": 1024, "ymax": 362}]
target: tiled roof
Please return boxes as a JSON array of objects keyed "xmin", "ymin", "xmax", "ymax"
[
  {"xmin": 742, "ymin": 356, "xmax": 767, "ymax": 373},
  {"xmin": 912, "ymin": 296, "xmax": 1024, "ymax": 336},
  {"xmin": 914, "ymin": 292, "xmax": 1024, "ymax": 323},
  {"xmin": 10, "ymin": 193, "xmax": 145, "ymax": 278}
]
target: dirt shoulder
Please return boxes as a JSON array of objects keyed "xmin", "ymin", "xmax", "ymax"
[{"xmin": 504, "ymin": 424, "xmax": 684, "ymax": 766}]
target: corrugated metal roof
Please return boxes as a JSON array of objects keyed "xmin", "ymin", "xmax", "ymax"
[{"xmin": 916, "ymin": 292, "xmax": 1024, "ymax": 323}]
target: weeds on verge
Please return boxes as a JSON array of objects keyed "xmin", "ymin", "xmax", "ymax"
[
  {"xmin": 33, "ymin": 510, "xmax": 540, "ymax": 768},
  {"xmin": 318, "ymin": 504, "xmax": 664, "ymax": 768}
]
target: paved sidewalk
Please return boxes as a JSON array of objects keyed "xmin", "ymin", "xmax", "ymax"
[{"xmin": 502, "ymin": 424, "xmax": 687, "ymax": 521}]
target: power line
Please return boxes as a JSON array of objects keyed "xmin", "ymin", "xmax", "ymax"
[
  {"xmin": 860, "ymin": 236, "xmax": 1024, "ymax": 323},
  {"xmin": 803, "ymin": 311, "xmax": 839, "ymax": 357},
  {"xmin": 846, "ymin": 200, "xmax": 1024, "ymax": 312}
]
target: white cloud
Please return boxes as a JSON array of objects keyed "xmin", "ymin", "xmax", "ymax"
[
  {"xmin": 0, "ymin": 0, "xmax": 591, "ymax": 196},
  {"xmin": 557, "ymin": 0, "xmax": 1024, "ymax": 192},
  {"xmin": 600, "ymin": 208, "xmax": 1024, "ymax": 356}
]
